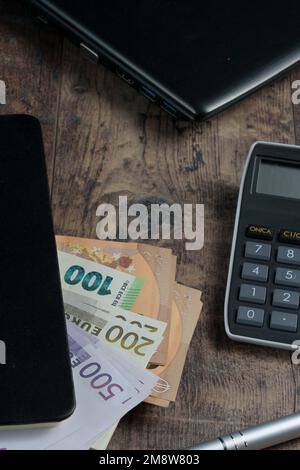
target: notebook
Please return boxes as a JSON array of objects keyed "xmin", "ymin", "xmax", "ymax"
[{"xmin": 0, "ymin": 115, "xmax": 75, "ymax": 427}]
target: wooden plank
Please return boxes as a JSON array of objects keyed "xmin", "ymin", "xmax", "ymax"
[{"xmin": 0, "ymin": 0, "xmax": 63, "ymax": 186}]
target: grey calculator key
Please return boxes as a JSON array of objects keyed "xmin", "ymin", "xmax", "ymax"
[
  {"xmin": 245, "ymin": 242, "xmax": 271, "ymax": 261},
  {"xmin": 239, "ymin": 284, "xmax": 267, "ymax": 305},
  {"xmin": 275, "ymin": 268, "xmax": 300, "ymax": 288},
  {"xmin": 277, "ymin": 246, "xmax": 300, "ymax": 266},
  {"xmin": 237, "ymin": 306, "xmax": 265, "ymax": 328},
  {"xmin": 242, "ymin": 263, "xmax": 269, "ymax": 282},
  {"xmin": 273, "ymin": 289, "xmax": 300, "ymax": 310},
  {"xmin": 270, "ymin": 311, "xmax": 298, "ymax": 333}
]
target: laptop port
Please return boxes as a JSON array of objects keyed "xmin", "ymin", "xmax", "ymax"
[
  {"xmin": 160, "ymin": 100, "xmax": 178, "ymax": 118},
  {"xmin": 116, "ymin": 69, "xmax": 135, "ymax": 86},
  {"xmin": 140, "ymin": 85, "xmax": 157, "ymax": 102}
]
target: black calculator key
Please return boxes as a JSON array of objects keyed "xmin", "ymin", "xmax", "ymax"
[
  {"xmin": 277, "ymin": 246, "xmax": 300, "ymax": 266},
  {"xmin": 275, "ymin": 268, "xmax": 300, "ymax": 288},
  {"xmin": 239, "ymin": 284, "xmax": 267, "ymax": 305},
  {"xmin": 245, "ymin": 242, "xmax": 271, "ymax": 261},
  {"xmin": 270, "ymin": 311, "xmax": 298, "ymax": 333},
  {"xmin": 242, "ymin": 263, "xmax": 269, "ymax": 282},
  {"xmin": 272, "ymin": 289, "xmax": 300, "ymax": 310},
  {"xmin": 279, "ymin": 229, "xmax": 300, "ymax": 246},
  {"xmin": 237, "ymin": 306, "xmax": 265, "ymax": 328},
  {"xmin": 246, "ymin": 225, "xmax": 274, "ymax": 241}
]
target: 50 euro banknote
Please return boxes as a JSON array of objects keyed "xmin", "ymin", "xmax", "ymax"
[
  {"xmin": 63, "ymin": 290, "xmax": 166, "ymax": 367},
  {"xmin": 56, "ymin": 236, "xmax": 176, "ymax": 364}
]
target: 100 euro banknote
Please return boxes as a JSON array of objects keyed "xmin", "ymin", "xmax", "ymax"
[{"xmin": 58, "ymin": 251, "xmax": 145, "ymax": 310}]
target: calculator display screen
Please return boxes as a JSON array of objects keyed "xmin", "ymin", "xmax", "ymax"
[{"xmin": 256, "ymin": 160, "xmax": 300, "ymax": 200}]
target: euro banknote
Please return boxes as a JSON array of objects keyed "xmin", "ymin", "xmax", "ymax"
[
  {"xmin": 63, "ymin": 290, "xmax": 166, "ymax": 366},
  {"xmin": 145, "ymin": 283, "xmax": 203, "ymax": 406},
  {"xmin": 56, "ymin": 236, "xmax": 176, "ymax": 364},
  {"xmin": 0, "ymin": 323, "xmax": 158, "ymax": 450},
  {"xmin": 58, "ymin": 251, "xmax": 145, "ymax": 310}
]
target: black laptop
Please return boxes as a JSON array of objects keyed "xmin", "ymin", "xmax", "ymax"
[{"xmin": 28, "ymin": 1, "xmax": 300, "ymax": 120}]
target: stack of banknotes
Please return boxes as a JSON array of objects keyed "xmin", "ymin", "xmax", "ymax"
[
  {"xmin": 56, "ymin": 236, "xmax": 203, "ymax": 450},
  {"xmin": 0, "ymin": 236, "xmax": 202, "ymax": 449}
]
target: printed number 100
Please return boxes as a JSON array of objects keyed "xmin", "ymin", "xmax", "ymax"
[{"xmin": 64, "ymin": 265, "xmax": 113, "ymax": 296}]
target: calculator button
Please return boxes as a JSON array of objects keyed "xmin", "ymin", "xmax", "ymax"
[
  {"xmin": 270, "ymin": 311, "xmax": 298, "ymax": 333},
  {"xmin": 242, "ymin": 263, "xmax": 269, "ymax": 282},
  {"xmin": 275, "ymin": 268, "xmax": 300, "ymax": 288},
  {"xmin": 246, "ymin": 225, "xmax": 274, "ymax": 241},
  {"xmin": 239, "ymin": 284, "xmax": 267, "ymax": 305},
  {"xmin": 236, "ymin": 306, "xmax": 265, "ymax": 328},
  {"xmin": 245, "ymin": 242, "xmax": 271, "ymax": 261},
  {"xmin": 279, "ymin": 229, "xmax": 300, "ymax": 246},
  {"xmin": 272, "ymin": 289, "xmax": 300, "ymax": 310},
  {"xmin": 277, "ymin": 247, "xmax": 300, "ymax": 266}
]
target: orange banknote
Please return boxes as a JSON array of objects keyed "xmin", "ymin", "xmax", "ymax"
[{"xmin": 146, "ymin": 281, "xmax": 203, "ymax": 407}]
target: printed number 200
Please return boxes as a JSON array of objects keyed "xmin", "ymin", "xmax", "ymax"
[{"xmin": 105, "ymin": 326, "xmax": 154, "ymax": 357}]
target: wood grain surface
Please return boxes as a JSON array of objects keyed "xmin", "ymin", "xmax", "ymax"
[{"xmin": 1, "ymin": 0, "xmax": 300, "ymax": 450}]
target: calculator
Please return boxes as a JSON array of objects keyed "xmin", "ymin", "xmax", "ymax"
[{"xmin": 225, "ymin": 142, "xmax": 300, "ymax": 350}]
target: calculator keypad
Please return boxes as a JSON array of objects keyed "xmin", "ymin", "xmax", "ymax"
[
  {"xmin": 234, "ymin": 226, "xmax": 300, "ymax": 338},
  {"xmin": 275, "ymin": 268, "xmax": 300, "ymax": 288},
  {"xmin": 246, "ymin": 225, "xmax": 274, "ymax": 241},
  {"xmin": 270, "ymin": 311, "xmax": 298, "ymax": 333},
  {"xmin": 272, "ymin": 289, "xmax": 299, "ymax": 310},
  {"xmin": 239, "ymin": 284, "xmax": 267, "ymax": 305},
  {"xmin": 245, "ymin": 242, "xmax": 271, "ymax": 261},
  {"xmin": 279, "ymin": 229, "xmax": 300, "ymax": 246},
  {"xmin": 237, "ymin": 306, "xmax": 265, "ymax": 328},
  {"xmin": 277, "ymin": 246, "xmax": 300, "ymax": 265},
  {"xmin": 242, "ymin": 263, "xmax": 269, "ymax": 282}
]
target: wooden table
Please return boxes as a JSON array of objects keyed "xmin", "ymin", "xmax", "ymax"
[{"xmin": 2, "ymin": 0, "xmax": 300, "ymax": 451}]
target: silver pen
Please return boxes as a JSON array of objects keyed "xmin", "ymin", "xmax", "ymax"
[{"xmin": 187, "ymin": 412, "xmax": 300, "ymax": 450}]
